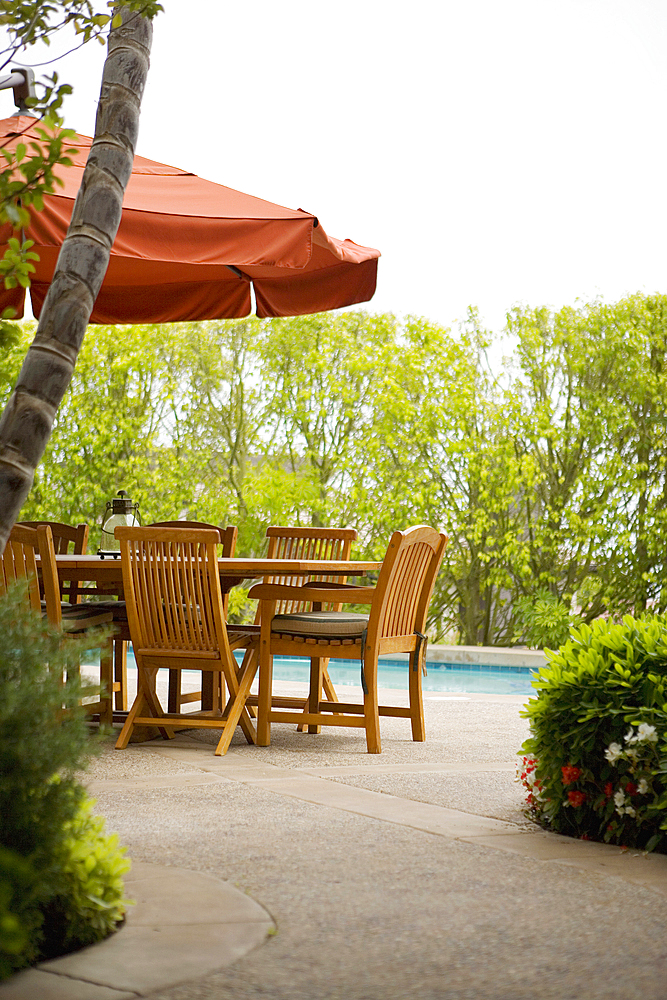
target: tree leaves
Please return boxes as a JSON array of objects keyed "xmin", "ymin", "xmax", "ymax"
[{"xmin": 5, "ymin": 297, "xmax": 667, "ymax": 644}]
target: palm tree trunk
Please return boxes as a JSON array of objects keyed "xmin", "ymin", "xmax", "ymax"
[{"xmin": 0, "ymin": 6, "xmax": 152, "ymax": 552}]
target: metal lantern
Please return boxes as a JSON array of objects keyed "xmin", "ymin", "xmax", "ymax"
[{"xmin": 98, "ymin": 490, "xmax": 141, "ymax": 557}]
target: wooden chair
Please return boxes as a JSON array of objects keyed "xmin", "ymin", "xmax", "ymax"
[
  {"xmin": 241, "ymin": 526, "xmax": 358, "ymax": 732},
  {"xmin": 1, "ymin": 523, "xmax": 115, "ymax": 723},
  {"xmin": 17, "ymin": 520, "xmax": 89, "ymax": 604},
  {"xmin": 249, "ymin": 525, "xmax": 448, "ymax": 753},
  {"xmin": 89, "ymin": 520, "xmax": 237, "ymax": 715},
  {"xmin": 152, "ymin": 522, "xmax": 238, "ymax": 712},
  {"xmin": 114, "ymin": 526, "xmax": 258, "ymax": 755}
]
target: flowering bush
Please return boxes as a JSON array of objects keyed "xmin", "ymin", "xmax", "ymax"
[{"xmin": 519, "ymin": 614, "xmax": 667, "ymax": 852}]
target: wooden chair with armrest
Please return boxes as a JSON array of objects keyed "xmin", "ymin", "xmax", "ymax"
[
  {"xmin": 240, "ymin": 526, "xmax": 358, "ymax": 732},
  {"xmin": 248, "ymin": 525, "xmax": 448, "ymax": 754},
  {"xmin": 113, "ymin": 526, "xmax": 258, "ymax": 755},
  {"xmin": 1, "ymin": 523, "xmax": 115, "ymax": 724}
]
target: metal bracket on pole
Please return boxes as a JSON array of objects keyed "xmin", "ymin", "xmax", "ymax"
[{"xmin": 0, "ymin": 68, "xmax": 36, "ymax": 116}]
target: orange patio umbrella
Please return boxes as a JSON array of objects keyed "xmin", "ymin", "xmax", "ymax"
[{"xmin": 0, "ymin": 116, "xmax": 380, "ymax": 323}]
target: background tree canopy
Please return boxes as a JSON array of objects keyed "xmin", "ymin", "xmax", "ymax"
[{"xmin": 3, "ymin": 294, "xmax": 666, "ymax": 646}]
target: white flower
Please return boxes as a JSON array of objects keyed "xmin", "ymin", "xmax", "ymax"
[
  {"xmin": 614, "ymin": 789, "xmax": 626, "ymax": 808},
  {"xmin": 636, "ymin": 723, "xmax": 658, "ymax": 744},
  {"xmin": 638, "ymin": 779, "xmax": 649, "ymax": 795},
  {"xmin": 624, "ymin": 728, "xmax": 637, "ymax": 744},
  {"xmin": 605, "ymin": 743, "xmax": 624, "ymax": 763},
  {"xmin": 625, "ymin": 805, "xmax": 636, "ymax": 818}
]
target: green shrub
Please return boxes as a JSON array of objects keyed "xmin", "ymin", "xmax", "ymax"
[
  {"xmin": 0, "ymin": 585, "xmax": 99, "ymax": 859},
  {"xmin": 519, "ymin": 614, "xmax": 667, "ymax": 852},
  {"xmin": 0, "ymin": 848, "xmax": 40, "ymax": 979},
  {"xmin": 0, "ymin": 585, "xmax": 130, "ymax": 978},
  {"xmin": 513, "ymin": 587, "xmax": 580, "ymax": 649},
  {"xmin": 39, "ymin": 796, "xmax": 130, "ymax": 960}
]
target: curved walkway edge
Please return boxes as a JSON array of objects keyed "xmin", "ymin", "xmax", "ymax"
[{"xmin": 0, "ymin": 861, "xmax": 275, "ymax": 1000}]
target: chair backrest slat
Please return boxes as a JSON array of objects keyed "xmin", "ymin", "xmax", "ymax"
[{"xmin": 264, "ymin": 526, "xmax": 357, "ymax": 614}]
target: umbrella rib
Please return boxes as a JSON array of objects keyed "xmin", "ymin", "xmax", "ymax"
[{"xmin": 226, "ymin": 264, "xmax": 249, "ymax": 280}]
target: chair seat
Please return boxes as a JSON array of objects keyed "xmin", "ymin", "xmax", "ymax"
[
  {"xmin": 60, "ymin": 604, "xmax": 114, "ymax": 632},
  {"xmin": 272, "ymin": 611, "xmax": 369, "ymax": 637},
  {"xmin": 85, "ymin": 599, "xmax": 128, "ymax": 621},
  {"xmin": 41, "ymin": 600, "xmax": 114, "ymax": 630}
]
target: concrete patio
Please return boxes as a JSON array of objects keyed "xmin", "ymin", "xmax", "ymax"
[{"xmin": 2, "ymin": 679, "xmax": 667, "ymax": 1000}]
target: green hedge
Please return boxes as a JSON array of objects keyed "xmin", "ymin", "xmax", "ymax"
[
  {"xmin": 0, "ymin": 585, "xmax": 130, "ymax": 979},
  {"xmin": 519, "ymin": 615, "xmax": 667, "ymax": 852}
]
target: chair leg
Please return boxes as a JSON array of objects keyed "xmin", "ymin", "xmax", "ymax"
[
  {"xmin": 220, "ymin": 647, "xmax": 258, "ymax": 746},
  {"xmin": 408, "ymin": 652, "xmax": 426, "ymax": 743},
  {"xmin": 257, "ymin": 645, "xmax": 273, "ymax": 746},
  {"xmin": 297, "ymin": 659, "xmax": 339, "ymax": 732},
  {"xmin": 116, "ymin": 666, "xmax": 173, "ymax": 747},
  {"xmin": 99, "ymin": 636, "xmax": 114, "ymax": 726},
  {"xmin": 322, "ymin": 664, "xmax": 339, "ymax": 706},
  {"xmin": 307, "ymin": 656, "xmax": 324, "ymax": 734},
  {"xmin": 167, "ymin": 668, "xmax": 182, "ymax": 713},
  {"xmin": 215, "ymin": 657, "xmax": 259, "ymax": 756},
  {"xmin": 362, "ymin": 652, "xmax": 381, "ymax": 754},
  {"xmin": 114, "ymin": 639, "xmax": 128, "ymax": 711},
  {"xmin": 115, "ymin": 687, "xmax": 148, "ymax": 748},
  {"xmin": 201, "ymin": 671, "xmax": 215, "ymax": 711},
  {"xmin": 235, "ymin": 647, "xmax": 257, "ymax": 718}
]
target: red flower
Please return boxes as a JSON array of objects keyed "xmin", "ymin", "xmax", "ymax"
[
  {"xmin": 561, "ymin": 766, "xmax": 582, "ymax": 786},
  {"xmin": 625, "ymin": 781, "xmax": 638, "ymax": 796},
  {"xmin": 604, "ymin": 782, "xmax": 613, "ymax": 798},
  {"xmin": 568, "ymin": 790, "xmax": 587, "ymax": 808}
]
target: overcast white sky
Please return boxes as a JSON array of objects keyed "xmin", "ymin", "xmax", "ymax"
[{"xmin": 5, "ymin": 0, "xmax": 667, "ymax": 336}]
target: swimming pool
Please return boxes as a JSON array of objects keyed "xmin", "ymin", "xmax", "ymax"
[
  {"xmin": 96, "ymin": 648, "xmax": 537, "ymax": 697},
  {"xmin": 275, "ymin": 656, "xmax": 536, "ymax": 696}
]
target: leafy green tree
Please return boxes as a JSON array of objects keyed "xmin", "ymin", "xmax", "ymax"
[
  {"xmin": 258, "ymin": 311, "xmax": 397, "ymax": 530},
  {"xmin": 8, "ymin": 298, "xmax": 667, "ymax": 644},
  {"xmin": 357, "ymin": 311, "xmax": 535, "ymax": 644},
  {"xmin": 508, "ymin": 293, "xmax": 667, "ymax": 619},
  {"xmin": 166, "ymin": 319, "xmax": 275, "ymax": 554},
  {"xmin": 16, "ymin": 322, "xmax": 200, "ymax": 543}
]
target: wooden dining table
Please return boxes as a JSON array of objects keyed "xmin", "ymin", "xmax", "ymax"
[{"xmin": 52, "ymin": 554, "xmax": 382, "ymax": 597}]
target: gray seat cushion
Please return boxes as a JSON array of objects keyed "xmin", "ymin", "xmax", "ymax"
[
  {"xmin": 272, "ymin": 611, "xmax": 368, "ymax": 637},
  {"xmin": 84, "ymin": 599, "xmax": 127, "ymax": 621}
]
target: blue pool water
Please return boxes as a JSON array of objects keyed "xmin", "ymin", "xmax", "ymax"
[
  {"xmin": 292, "ymin": 657, "xmax": 536, "ymax": 697},
  {"xmin": 105, "ymin": 648, "xmax": 537, "ymax": 697}
]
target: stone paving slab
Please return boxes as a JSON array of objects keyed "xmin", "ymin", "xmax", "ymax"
[
  {"xmin": 0, "ymin": 862, "xmax": 274, "ymax": 1000},
  {"xmin": 0, "ymin": 971, "xmax": 134, "ymax": 1000}
]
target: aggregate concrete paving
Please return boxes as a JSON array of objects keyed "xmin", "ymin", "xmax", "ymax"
[{"xmin": 3, "ymin": 682, "xmax": 667, "ymax": 1000}]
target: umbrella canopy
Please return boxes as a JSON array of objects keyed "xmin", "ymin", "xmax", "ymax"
[{"xmin": 0, "ymin": 116, "xmax": 380, "ymax": 323}]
